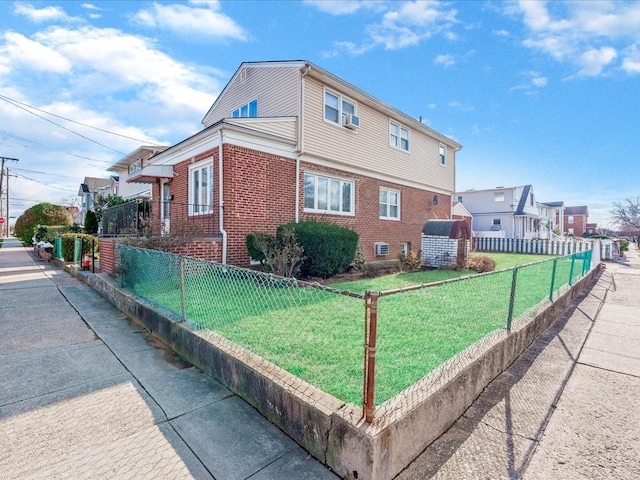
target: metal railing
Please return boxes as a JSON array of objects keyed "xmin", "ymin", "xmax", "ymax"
[{"xmin": 100, "ymin": 201, "xmax": 217, "ymax": 238}]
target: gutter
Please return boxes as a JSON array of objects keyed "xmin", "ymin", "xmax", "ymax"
[
  {"xmin": 219, "ymin": 129, "xmax": 228, "ymax": 264},
  {"xmin": 296, "ymin": 64, "xmax": 312, "ymax": 223}
]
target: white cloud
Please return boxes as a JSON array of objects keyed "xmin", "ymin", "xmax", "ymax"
[
  {"xmin": 14, "ymin": 2, "xmax": 77, "ymax": 23},
  {"xmin": 132, "ymin": 1, "xmax": 247, "ymax": 41},
  {"xmin": 621, "ymin": 45, "xmax": 640, "ymax": 74},
  {"xmin": 515, "ymin": 0, "xmax": 640, "ymax": 77},
  {"xmin": 434, "ymin": 54, "xmax": 455, "ymax": 67},
  {"xmin": 0, "ymin": 32, "xmax": 71, "ymax": 73},
  {"xmin": 304, "ymin": 0, "xmax": 375, "ymax": 15},
  {"xmin": 576, "ymin": 46, "xmax": 617, "ymax": 76},
  {"xmin": 510, "ymin": 70, "xmax": 547, "ymax": 93},
  {"xmin": 448, "ymin": 101, "xmax": 474, "ymax": 113},
  {"xmin": 318, "ymin": 1, "xmax": 459, "ymax": 55}
]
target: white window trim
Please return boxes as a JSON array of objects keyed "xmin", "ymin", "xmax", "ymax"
[
  {"xmin": 389, "ymin": 120, "xmax": 410, "ymax": 152},
  {"xmin": 188, "ymin": 159, "xmax": 214, "ymax": 216},
  {"xmin": 379, "ymin": 187, "xmax": 401, "ymax": 221},
  {"xmin": 323, "ymin": 88, "xmax": 357, "ymax": 129},
  {"xmin": 439, "ymin": 144, "xmax": 447, "ymax": 166},
  {"xmin": 303, "ymin": 172, "xmax": 355, "ymax": 216}
]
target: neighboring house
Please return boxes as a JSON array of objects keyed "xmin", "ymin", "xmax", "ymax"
[
  {"xmin": 64, "ymin": 206, "xmax": 82, "ymax": 225},
  {"xmin": 562, "ymin": 205, "xmax": 589, "ymax": 236},
  {"xmin": 586, "ymin": 222, "xmax": 598, "ymax": 235},
  {"xmin": 78, "ymin": 177, "xmax": 110, "ymax": 225},
  {"xmin": 95, "ymin": 175, "xmax": 119, "ymax": 200},
  {"xmin": 126, "ymin": 60, "xmax": 462, "ymax": 266},
  {"xmin": 537, "ymin": 201, "xmax": 565, "ymax": 239},
  {"xmin": 107, "ymin": 146, "xmax": 169, "ymax": 200},
  {"xmin": 455, "ymin": 185, "xmax": 540, "ymax": 239}
]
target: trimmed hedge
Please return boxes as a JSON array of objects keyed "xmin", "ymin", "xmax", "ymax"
[
  {"xmin": 278, "ymin": 221, "xmax": 358, "ymax": 278},
  {"xmin": 59, "ymin": 233, "xmax": 99, "ymax": 261}
]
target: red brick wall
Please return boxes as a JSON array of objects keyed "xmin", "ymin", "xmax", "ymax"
[
  {"xmin": 99, "ymin": 238, "xmax": 117, "ymax": 276},
  {"xmin": 564, "ymin": 214, "xmax": 588, "ymax": 236},
  {"xmin": 299, "ymin": 162, "xmax": 451, "ymax": 262},
  {"xmin": 147, "ymin": 143, "xmax": 451, "ymax": 267}
]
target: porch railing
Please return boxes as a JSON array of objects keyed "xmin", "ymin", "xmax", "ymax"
[{"xmin": 100, "ymin": 200, "xmax": 217, "ymax": 238}]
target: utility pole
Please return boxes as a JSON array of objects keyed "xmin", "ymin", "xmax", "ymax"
[{"xmin": 0, "ymin": 157, "xmax": 19, "ymax": 237}]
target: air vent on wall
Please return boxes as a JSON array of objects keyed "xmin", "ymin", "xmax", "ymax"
[{"xmin": 375, "ymin": 242, "xmax": 389, "ymax": 256}]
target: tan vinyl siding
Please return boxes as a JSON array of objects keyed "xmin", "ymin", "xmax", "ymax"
[
  {"xmin": 203, "ymin": 66, "xmax": 300, "ymax": 127},
  {"xmin": 302, "ymin": 77, "xmax": 455, "ymax": 193},
  {"xmin": 226, "ymin": 119, "xmax": 297, "ymax": 140}
]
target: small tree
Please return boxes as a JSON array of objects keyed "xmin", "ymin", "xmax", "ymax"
[
  {"xmin": 611, "ymin": 198, "xmax": 640, "ymax": 235},
  {"xmin": 94, "ymin": 194, "xmax": 125, "ymax": 222},
  {"xmin": 14, "ymin": 203, "xmax": 73, "ymax": 244},
  {"xmin": 251, "ymin": 228, "xmax": 304, "ymax": 278},
  {"xmin": 84, "ymin": 210, "xmax": 99, "ymax": 234}
]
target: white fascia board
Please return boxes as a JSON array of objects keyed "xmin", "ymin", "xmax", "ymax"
[
  {"xmin": 300, "ymin": 153, "xmax": 453, "ymax": 195},
  {"xmin": 223, "ymin": 129, "xmax": 297, "ymax": 159}
]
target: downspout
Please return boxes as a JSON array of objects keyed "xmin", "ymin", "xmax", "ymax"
[
  {"xmin": 219, "ymin": 130, "xmax": 228, "ymax": 264},
  {"xmin": 296, "ymin": 64, "xmax": 312, "ymax": 223}
]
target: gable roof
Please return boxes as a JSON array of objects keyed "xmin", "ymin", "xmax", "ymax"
[
  {"xmin": 108, "ymin": 146, "xmax": 169, "ymax": 172},
  {"xmin": 201, "ymin": 60, "xmax": 462, "ymax": 150},
  {"xmin": 78, "ymin": 177, "xmax": 109, "ymax": 196},
  {"xmin": 514, "ymin": 185, "xmax": 532, "ymax": 216}
]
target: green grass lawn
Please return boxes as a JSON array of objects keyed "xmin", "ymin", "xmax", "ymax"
[{"xmin": 123, "ymin": 249, "xmax": 588, "ymax": 407}]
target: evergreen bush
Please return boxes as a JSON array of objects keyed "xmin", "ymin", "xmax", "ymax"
[
  {"xmin": 59, "ymin": 233, "xmax": 99, "ymax": 261},
  {"xmin": 278, "ymin": 221, "xmax": 358, "ymax": 278}
]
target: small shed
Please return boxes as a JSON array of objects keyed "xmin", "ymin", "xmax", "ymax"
[{"xmin": 421, "ymin": 219, "xmax": 471, "ymax": 269}]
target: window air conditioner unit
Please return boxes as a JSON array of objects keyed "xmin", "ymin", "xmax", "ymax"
[
  {"xmin": 375, "ymin": 242, "xmax": 389, "ymax": 256},
  {"xmin": 343, "ymin": 114, "xmax": 360, "ymax": 129}
]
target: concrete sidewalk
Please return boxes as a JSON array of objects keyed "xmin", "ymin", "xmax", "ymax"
[
  {"xmin": 397, "ymin": 245, "xmax": 640, "ymax": 479},
  {"xmin": 0, "ymin": 237, "xmax": 338, "ymax": 480}
]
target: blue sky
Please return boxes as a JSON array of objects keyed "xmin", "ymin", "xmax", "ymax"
[{"xmin": 1, "ymin": 1, "xmax": 639, "ymax": 228}]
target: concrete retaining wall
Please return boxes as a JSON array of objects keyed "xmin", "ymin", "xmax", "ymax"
[{"xmin": 84, "ymin": 265, "xmax": 601, "ymax": 480}]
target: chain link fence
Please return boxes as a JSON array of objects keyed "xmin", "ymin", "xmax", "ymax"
[{"xmin": 116, "ymin": 245, "xmax": 593, "ymax": 422}]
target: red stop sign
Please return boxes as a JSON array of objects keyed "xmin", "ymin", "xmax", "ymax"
[{"xmin": 0, "ymin": 218, "xmax": 4, "ymax": 224}]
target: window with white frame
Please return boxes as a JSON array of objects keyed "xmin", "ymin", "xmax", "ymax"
[
  {"xmin": 568, "ymin": 228, "xmax": 574, "ymax": 235},
  {"xmin": 568, "ymin": 215, "xmax": 574, "ymax": 224},
  {"xmin": 189, "ymin": 161, "xmax": 214, "ymax": 215},
  {"xmin": 389, "ymin": 121, "xmax": 409, "ymax": 151},
  {"xmin": 493, "ymin": 218, "xmax": 501, "ymax": 226},
  {"xmin": 494, "ymin": 192, "xmax": 505, "ymax": 202},
  {"xmin": 380, "ymin": 187, "xmax": 400, "ymax": 220},
  {"xmin": 439, "ymin": 144, "xmax": 447, "ymax": 165},
  {"xmin": 232, "ymin": 99, "xmax": 258, "ymax": 118},
  {"xmin": 324, "ymin": 90, "xmax": 356, "ymax": 126},
  {"xmin": 303, "ymin": 172, "xmax": 354, "ymax": 215}
]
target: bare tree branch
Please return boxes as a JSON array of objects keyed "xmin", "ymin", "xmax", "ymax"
[{"xmin": 611, "ymin": 197, "xmax": 640, "ymax": 233}]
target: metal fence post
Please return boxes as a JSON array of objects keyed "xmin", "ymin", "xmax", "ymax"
[
  {"xmin": 549, "ymin": 257, "xmax": 558, "ymax": 302},
  {"xmin": 92, "ymin": 238, "xmax": 95, "ymax": 273},
  {"xmin": 506, "ymin": 267, "xmax": 518, "ymax": 332},
  {"xmin": 569, "ymin": 255, "xmax": 576, "ymax": 286},
  {"xmin": 363, "ymin": 291, "xmax": 379, "ymax": 423},
  {"xmin": 179, "ymin": 256, "xmax": 187, "ymax": 322}
]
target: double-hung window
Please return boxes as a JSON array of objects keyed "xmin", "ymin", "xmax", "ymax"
[
  {"xmin": 189, "ymin": 160, "xmax": 214, "ymax": 215},
  {"xmin": 324, "ymin": 90, "xmax": 356, "ymax": 126},
  {"xmin": 304, "ymin": 173, "xmax": 354, "ymax": 215},
  {"xmin": 568, "ymin": 215, "xmax": 574, "ymax": 224},
  {"xmin": 380, "ymin": 188, "xmax": 400, "ymax": 220},
  {"xmin": 232, "ymin": 99, "xmax": 258, "ymax": 118},
  {"xmin": 389, "ymin": 122, "xmax": 409, "ymax": 151},
  {"xmin": 439, "ymin": 144, "xmax": 447, "ymax": 165}
]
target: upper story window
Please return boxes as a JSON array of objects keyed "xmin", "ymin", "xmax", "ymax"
[
  {"xmin": 189, "ymin": 160, "xmax": 214, "ymax": 215},
  {"xmin": 128, "ymin": 161, "xmax": 142, "ymax": 175},
  {"xmin": 324, "ymin": 90, "xmax": 356, "ymax": 127},
  {"xmin": 568, "ymin": 215, "xmax": 574, "ymax": 224},
  {"xmin": 457, "ymin": 196, "xmax": 463, "ymax": 202},
  {"xmin": 439, "ymin": 144, "xmax": 447, "ymax": 166},
  {"xmin": 304, "ymin": 172, "xmax": 354, "ymax": 215},
  {"xmin": 389, "ymin": 122, "xmax": 409, "ymax": 151},
  {"xmin": 494, "ymin": 192, "xmax": 505, "ymax": 202},
  {"xmin": 380, "ymin": 187, "xmax": 400, "ymax": 220},
  {"xmin": 530, "ymin": 193, "xmax": 534, "ymax": 206},
  {"xmin": 232, "ymin": 99, "xmax": 258, "ymax": 118}
]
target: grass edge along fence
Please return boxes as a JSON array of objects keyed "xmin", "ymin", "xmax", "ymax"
[{"xmin": 116, "ymin": 245, "xmax": 593, "ymax": 423}]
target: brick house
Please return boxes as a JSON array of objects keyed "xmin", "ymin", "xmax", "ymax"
[
  {"xmin": 562, "ymin": 205, "xmax": 589, "ymax": 237},
  {"xmin": 125, "ymin": 60, "xmax": 462, "ymax": 266}
]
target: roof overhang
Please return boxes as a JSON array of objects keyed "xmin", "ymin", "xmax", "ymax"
[{"xmin": 127, "ymin": 165, "xmax": 174, "ymax": 183}]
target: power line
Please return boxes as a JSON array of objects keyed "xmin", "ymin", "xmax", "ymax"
[
  {"xmin": 0, "ymin": 93, "xmax": 163, "ymax": 145},
  {"xmin": 13, "ymin": 172, "xmax": 76, "ymax": 192}
]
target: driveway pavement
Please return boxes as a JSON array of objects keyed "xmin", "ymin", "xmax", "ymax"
[{"xmin": 0, "ymin": 237, "xmax": 338, "ymax": 480}]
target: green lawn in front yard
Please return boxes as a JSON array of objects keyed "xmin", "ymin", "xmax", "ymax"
[{"xmin": 125, "ymin": 250, "xmax": 586, "ymax": 407}]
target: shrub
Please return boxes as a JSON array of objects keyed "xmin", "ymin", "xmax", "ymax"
[
  {"xmin": 59, "ymin": 233, "xmax": 99, "ymax": 261},
  {"xmin": 84, "ymin": 210, "xmax": 99, "ymax": 234},
  {"xmin": 246, "ymin": 232, "xmax": 275, "ymax": 265},
  {"xmin": 35, "ymin": 225, "xmax": 74, "ymax": 243},
  {"xmin": 279, "ymin": 221, "xmax": 358, "ymax": 278},
  {"xmin": 397, "ymin": 250, "xmax": 422, "ymax": 272},
  {"xmin": 619, "ymin": 238, "xmax": 629, "ymax": 252},
  {"xmin": 14, "ymin": 203, "xmax": 72, "ymax": 244},
  {"xmin": 468, "ymin": 255, "xmax": 496, "ymax": 273}
]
